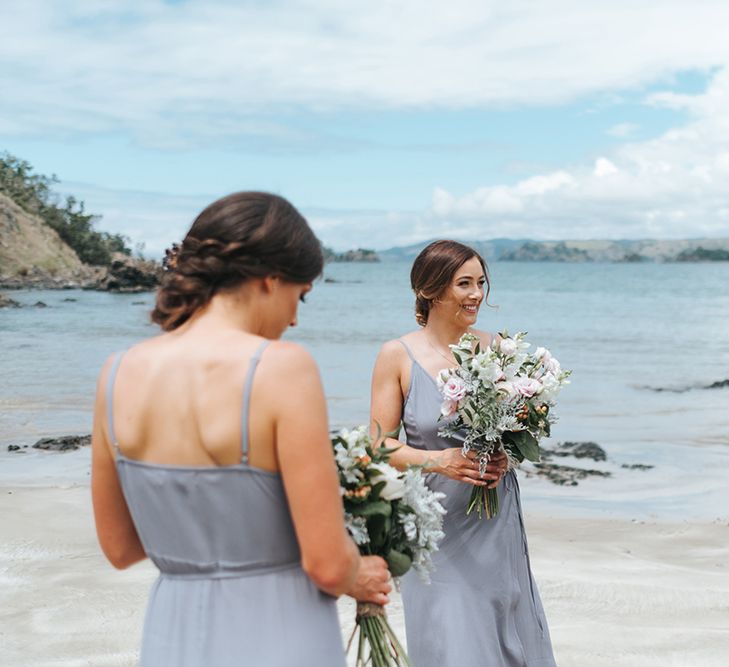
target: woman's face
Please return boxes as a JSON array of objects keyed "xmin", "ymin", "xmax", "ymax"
[{"xmin": 431, "ymin": 256, "xmax": 486, "ymax": 326}]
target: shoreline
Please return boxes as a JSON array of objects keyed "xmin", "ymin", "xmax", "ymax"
[
  {"xmin": 1, "ymin": 483, "xmax": 727, "ymax": 666},
  {"xmin": 3, "ymin": 438, "xmax": 729, "ymax": 524}
]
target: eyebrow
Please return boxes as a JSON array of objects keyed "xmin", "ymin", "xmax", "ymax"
[{"xmin": 455, "ymin": 274, "xmax": 486, "ymax": 280}]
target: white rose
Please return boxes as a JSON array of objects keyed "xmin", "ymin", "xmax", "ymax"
[
  {"xmin": 533, "ymin": 346, "xmax": 547, "ymax": 360},
  {"xmin": 499, "ymin": 338, "xmax": 518, "ymax": 356},
  {"xmin": 545, "ymin": 356, "xmax": 561, "ymax": 376},
  {"xmin": 370, "ymin": 463, "xmax": 406, "ymax": 501},
  {"xmin": 539, "ymin": 372, "xmax": 563, "ymax": 404}
]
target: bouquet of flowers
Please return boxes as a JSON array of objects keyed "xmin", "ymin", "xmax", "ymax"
[
  {"xmin": 436, "ymin": 332, "xmax": 571, "ymax": 519},
  {"xmin": 333, "ymin": 426, "xmax": 446, "ymax": 667}
]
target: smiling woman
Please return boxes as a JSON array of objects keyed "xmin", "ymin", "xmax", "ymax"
[{"xmin": 370, "ymin": 239, "xmax": 557, "ymax": 667}]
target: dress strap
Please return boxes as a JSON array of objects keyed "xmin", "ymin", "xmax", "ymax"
[
  {"xmin": 397, "ymin": 339, "xmax": 416, "ymax": 362},
  {"xmin": 105, "ymin": 351, "xmax": 127, "ymax": 453},
  {"xmin": 241, "ymin": 340, "xmax": 271, "ymax": 463}
]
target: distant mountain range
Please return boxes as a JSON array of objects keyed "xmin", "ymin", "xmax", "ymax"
[{"xmin": 378, "ymin": 238, "xmax": 729, "ymax": 262}]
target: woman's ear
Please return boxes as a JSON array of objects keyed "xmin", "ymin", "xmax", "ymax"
[{"xmin": 261, "ymin": 275, "xmax": 280, "ymax": 294}]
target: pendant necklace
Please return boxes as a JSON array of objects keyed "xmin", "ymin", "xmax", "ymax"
[{"xmin": 423, "ymin": 333, "xmax": 458, "ymax": 366}]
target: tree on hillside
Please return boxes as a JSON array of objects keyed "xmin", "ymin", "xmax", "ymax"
[{"xmin": 0, "ymin": 152, "xmax": 131, "ymax": 265}]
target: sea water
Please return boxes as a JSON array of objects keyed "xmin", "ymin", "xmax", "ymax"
[{"xmin": 1, "ymin": 261, "xmax": 728, "ymax": 519}]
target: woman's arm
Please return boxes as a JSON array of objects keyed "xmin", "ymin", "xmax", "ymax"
[
  {"xmin": 269, "ymin": 343, "xmax": 389, "ymax": 601},
  {"xmin": 370, "ymin": 341, "xmax": 502, "ymax": 487},
  {"xmin": 91, "ymin": 358, "xmax": 147, "ymax": 569}
]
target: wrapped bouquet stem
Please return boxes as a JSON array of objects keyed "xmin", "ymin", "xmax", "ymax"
[
  {"xmin": 350, "ymin": 602, "xmax": 410, "ymax": 667},
  {"xmin": 333, "ymin": 427, "xmax": 446, "ymax": 666},
  {"xmin": 436, "ymin": 332, "xmax": 571, "ymax": 519}
]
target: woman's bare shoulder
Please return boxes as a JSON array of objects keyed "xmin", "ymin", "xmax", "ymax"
[
  {"xmin": 378, "ymin": 332, "xmax": 420, "ymax": 361},
  {"xmin": 263, "ymin": 339, "xmax": 316, "ymax": 369}
]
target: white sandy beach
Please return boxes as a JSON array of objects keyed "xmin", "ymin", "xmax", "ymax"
[{"xmin": 1, "ymin": 483, "xmax": 727, "ymax": 667}]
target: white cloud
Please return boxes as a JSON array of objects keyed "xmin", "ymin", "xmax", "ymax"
[
  {"xmin": 68, "ymin": 68, "xmax": 729, "ymax": 251},
  {"xmin": 427, "ymin": 69, "xmax": 729, "ymax": 240},
  {"xmin": 593, "ymin": 158, "xmax": 619, "ymax": 178},
  {"xmin": 607, "ymin": 123, "xmax": 638, "ymax": 138},
  {"xmin": 3, "ymin": 1, "xmax": 729, "ymax": 145},
  {"xmin": 14, "ymin": 2, "xmax": 728, "ymax": 245}
]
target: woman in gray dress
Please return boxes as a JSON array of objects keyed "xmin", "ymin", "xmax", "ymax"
[
  {"xmin": 91, "ymin": 192, "xmax": 391, "ymax": 666},
  {"xmin": 370, "ymin": 240, "xmax": 556, "ymax": 666}
]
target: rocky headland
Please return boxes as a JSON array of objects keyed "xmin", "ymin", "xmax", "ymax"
[
  {"xmin": 0, "ymin": 193, "xmax": 160, "ymax": 297},
  {"xmin": 380, "ymin": 237, "xmax": 729, "ymax": 263},
  {"xmin": 323, "ymin": 246, "xmax": 380, "ymax": 262},
  {"xmin": 498, "ymin": 238, "xmax": 729, "ymax": 262}
]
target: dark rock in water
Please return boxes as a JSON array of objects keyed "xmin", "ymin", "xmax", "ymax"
[
  {"xmin": 621, "ymin": 463, "xmax": 654, "ymax": 471},
  {"xmin": 7, "ymin": 444, "xmax": 21, "ymax": 452},
  {"xmin": 530, "ymin": 462, "xmax": 611, "ymax": 486},
  {"xmin": 131, "ymin": 300, "xmax": 146, "ymax": 305},
  {"xmin": 645, "ymin": 385, "xmax": 685, "ymax": 393},
  {"xmin": 33, "ymin": 301, "xmax": 48, "ymax": 308},
  {"xmin": 705, "ymin": 379, "xmax": 729, "ymax": 389},
  {"xmin": 541, "ymin": 441, "xmax": 607, "ymax": 462},
  {"xmin": 646, "ymin": 378, "xmax": 729, "ymax": 392},
  {"xmin": 323, "ymin": 277, "xmax": 363, "ymax": 284},
  {"xmin": 32, "ymin": 434, "xmax": 91, "ymax": 451},
  {"xmin": 0, "ymin": 293, "xmax": 21, "ymax": 308},
  {"xmin": 62, "ymin": 297, "xmax": 77, "ymax": 302},
  {"xmin": 92, "ymin": 254, "xmax": 161, "ymax": 293}
]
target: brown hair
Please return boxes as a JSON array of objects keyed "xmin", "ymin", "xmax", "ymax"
[
  {"xmin": 410, "ymin": 240, "xmax": 490, "ymax": 326},
  {"xmin": 151, "ymin": 192, "xmax": 323, "ymax": 331}
]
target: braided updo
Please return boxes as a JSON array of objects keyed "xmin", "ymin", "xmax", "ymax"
[
  {"xmin": 151, "ymin": 192, "xmax": 323, "ymax": 331},
  {"xmin": 410, "ymin": 240, "xmax": 489, "ymax": 326}
]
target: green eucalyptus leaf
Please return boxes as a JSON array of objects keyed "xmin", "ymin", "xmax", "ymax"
[
  {"xmin": 385, "ymin": 549, "xmax": 412, "ymax": 577},
  {"xmin": 509, "ymin": 431, "xmax": 540, "ymax": 462},
  {"xmin": 367, "ymin": 514, "xmax": 391, "ymax": 552},
  {"xmin": 354, "ymin": 500, "xmax": 392, "ymax": 518}
]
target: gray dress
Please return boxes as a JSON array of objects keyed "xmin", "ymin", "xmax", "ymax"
[
  {"xmin": 106, "ymin": 341, "xmax": 346, "ymax": 667},
  {"xmin": 398, "ymin": 341, "xmax": 556, "ymax": 667}
]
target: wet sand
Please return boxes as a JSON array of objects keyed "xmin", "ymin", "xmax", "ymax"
[{"xmin": 1, "ymin": 484, "xmax": 728, "ymax": 667}]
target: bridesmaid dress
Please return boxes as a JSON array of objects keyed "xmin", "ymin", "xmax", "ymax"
[
  {"xmin": 398, "ymin": 340, "xmax": 556, "ymax": 667},
  {"xmin": 106, "ymin": 341, "xmax": 346, "ymax": 666}
]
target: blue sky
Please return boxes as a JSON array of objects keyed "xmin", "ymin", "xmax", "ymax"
[{"xmin": 2, "ymin": 2, "xmax": 729, "ymax": 254}]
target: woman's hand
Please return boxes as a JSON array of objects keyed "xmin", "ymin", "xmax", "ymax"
[
  {"xmin": 346, "ymin": 555, "xmax": 392, "ymax": 605},
  {"xmin": 431, "ymin": 447, "xmax": 507, "ymax": 488},
  {"xmin": 489, "ymin": 450, "xmax": 509, "ymax": 488}
]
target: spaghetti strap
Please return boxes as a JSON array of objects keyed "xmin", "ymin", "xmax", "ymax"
[
  {"xmin": 241, "ymin": 339, "xmax": 271, "ymax": 463},
  {"xmin": 397, "ymin": 339, "xmax": 415, "ymax": 361},
  {"xmin": 106, "ymin": 350, "xmax": 126, "ymax": 453}
]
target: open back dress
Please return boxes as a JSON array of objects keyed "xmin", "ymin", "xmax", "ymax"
[{"xmin": 107, "ymin": 341, "xmax": 346, "ymax": 666}]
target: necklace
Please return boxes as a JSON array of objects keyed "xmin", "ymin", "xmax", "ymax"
[{"xmin": 423, "ymin": 332, "xmax": 458, "ymax": 366}]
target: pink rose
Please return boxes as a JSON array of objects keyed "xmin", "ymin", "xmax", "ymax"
[
  {"xmin": 513, "ymin": 377, "xmax": 542, "ymax": 398},
  {"xmin": 442, "ymin": 376, "xmax": 467, "ymax": 403}
]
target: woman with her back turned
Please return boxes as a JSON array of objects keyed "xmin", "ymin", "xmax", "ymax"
[{"xmin": 91, "ymin": 192, "xmax": 390, "ymax": 666}]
